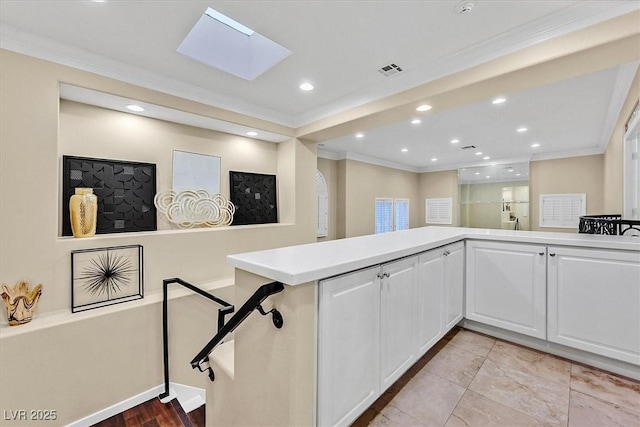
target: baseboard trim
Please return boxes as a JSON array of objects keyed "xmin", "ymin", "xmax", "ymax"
[
  {"xmin": 66, "ymin": 382, "xmax": 205, "ymax": 426},
  {"xmin": 461, "ymin": 320, "xmax": 640, "ymax": 381}
]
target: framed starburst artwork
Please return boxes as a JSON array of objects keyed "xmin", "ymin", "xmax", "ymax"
[{"xmin": 71, "ymin": 245, "xmax": 143, "ymax": 313}]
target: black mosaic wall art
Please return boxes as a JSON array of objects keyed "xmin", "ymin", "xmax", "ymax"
[
  {"xmin": 229, "ymin": 171, "xmax": 277, "ymax": 225},
  {"xmin": 62, "ymin": 155, "xmax": 157, "ymax": 235}
]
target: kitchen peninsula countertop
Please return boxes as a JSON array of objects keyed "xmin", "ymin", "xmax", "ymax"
[{"xmin": 227, "ymin": 226, "xmax": 640, "ymax": 286}]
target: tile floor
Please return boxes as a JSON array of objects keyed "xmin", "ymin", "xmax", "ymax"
[{"xmin": 353, "ymin": 328, "xmax": 640, "ymax": 427}]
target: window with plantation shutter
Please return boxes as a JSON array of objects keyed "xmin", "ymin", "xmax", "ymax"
[
  {"xmin": 426, "ymin": 198, "xmax": 452, "ymax": 224},
  {"xmin": 540, "ymin": 193, "xmax": 586, "ymax": 228},
  {"xmin": 375, "ymin": 198, "xmax": 394, "ymax": 234},
  {"xmin": 375, "ymin": 198, "xmax": 409, "ymax": 233},
  {"xmin": 394, "ymin": 198, "xmax": 409, "ymax": 231}
]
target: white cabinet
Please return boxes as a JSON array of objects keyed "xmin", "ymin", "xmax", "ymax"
[
  {"xmin": 318, "ymin": 266, "xmax": 381, "ymax": 427},
  {"xmin": 415, "ymin": 241, "xmax": 464, "ymax": 356},
  {"xmin": 380, "ymin": 256, "xmax": 418, "ymax": 389},
  {"xmin": 547, "ymin": 246, "xmax": 640, "ymax": 365},
  {"xmin": 380, "ymin": 256, "xmax": 418, "ymax": 391},
  {"xmin": 416, "ymin": 249, "xmax": 444, "ymax": 355},
  {"xmin": 317, "ymin": 256, "xmax": 419, "ymax": 427},
  {"xmin": 466, "ymin": 240, "xmax": 547, "ymax": 339},
  {"xmin": 444, "ymin": 242, "xmax": 464, "ymax": 330}
]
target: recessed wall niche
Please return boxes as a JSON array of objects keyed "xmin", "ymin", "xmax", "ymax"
[{"xmin": 58, "ymin": 96, "xmax": 282, "ymax": 233}]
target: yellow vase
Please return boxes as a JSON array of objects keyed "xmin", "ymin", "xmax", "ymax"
[{"xmin": 70, "ymin": 188, "xmax": 97, "ymax": 237}]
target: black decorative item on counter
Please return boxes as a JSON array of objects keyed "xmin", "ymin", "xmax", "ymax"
[
  {"xmin": 229, "ymin": 171, "xmax": 277, "ymax": 225},
  {"xmin": 578, "ymin": 214, "xmax": 640, "ymax": 236},
  {"xmin": 62, "ymin": 155, "xmax": 157, "ymax": 235}
]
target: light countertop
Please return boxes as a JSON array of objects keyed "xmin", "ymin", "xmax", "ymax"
[{"xmin": 227, "ymin": 226, "xmax": 640, "ymax": 286}]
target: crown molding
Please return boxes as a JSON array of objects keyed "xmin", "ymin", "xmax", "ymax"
[
  {"xmin": 0, "ymin": 24, "xmax": 295, "ymax": 128},
  {"xmin": 598, "ymin": 61, "xmax": 640, "ymax": 151},
  {"xmin": 2, "ymin": 3, "xmax": 637, "ymax": 131},
  {"xmin": 317, "ymin": 149, "xmax": 420, "ymax": 173},
  {"xmin": 292, "ymin": 2, "xmax": 640, "ymax": 127}
]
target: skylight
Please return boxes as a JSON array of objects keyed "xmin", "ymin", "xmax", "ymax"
[{"xmin": 177, "ymin": 7, "xmax": 291, "ymax": 81}]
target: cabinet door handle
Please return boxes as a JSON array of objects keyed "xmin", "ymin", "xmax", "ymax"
[
  {"xmin": 384, "ymin": 272, "xmax": 390, "ymax": 278},
  {"xmin": 549, "ymin": 253, "xmax": 556, "ymax": 257},
  {"xmin": 443, "ymin": 250, "xmax": 450, "ymax": 256},
  {"xmin": 538, "ymin": 252, "xmax": 545, "ymax": 256}
]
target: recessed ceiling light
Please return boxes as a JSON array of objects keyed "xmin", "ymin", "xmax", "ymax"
[
  {"xmin": 531, "ymin": 143, "xmax": 541, "ymax": 148},
  {"xmin": 508, "ymin": 169, "xmax": 514, "ymax": 172},
  {"xmin": 451, "ymin": 139, "xmax": 460, "ymax": 144},
  {"xmin": 475, "ymin": 172, "xmax": 480, "ymax": 175},
  {"xmin": 431, "ymin": 158, "xmax": 438, "ymax": 162},
  {"xmin": 517, "ymin": 127, "xmax": 528, "ymax": 133},
  {"xmin": 461, "ymin": 168, "xmax": 467, "ymax": 171},
  {"xmin": 246, "ymin": 131, "xmax": 258, "ymax": 136},
  {"xmin": 92, "ymin": 0, "xmax": 107, "ymax": 2},
  {"xmin": 516, "ymin": 173, "xmax": 521, "ymax": 176},
  {"xmin": 483, "ymin": 156, "xmax": 490, "ymax": 160},
  {"xmin": 486, "ymin": 176, "xmax": 491, "ymax": 179},
  {"xmin": 401, "ymin": 148, "xmax": 408, "ymax": 153},
  {"xmin": 126, "ymin": 104, "xmax": 144, "ymax": 112},
  {"xmin": 416, "ymin": 104, "xmax": 432, "ymax": 112},
  {"xmin": 299, "ymin": 82, "xmax": 314, "ymax": 91},
  {"xmin": 355, "ymin": 133, "xmax": 364, "ymax": 138},
  {"xmin": 492, "ymin": 97, "xmax": 506, "ymax": 105},
  {"xmin": 475, "ymin": 151, "xmax": 482, "ymax": 156},
  {"xmin": 411, "ymin": 119, "xmax": 421, "ymax": 124}
]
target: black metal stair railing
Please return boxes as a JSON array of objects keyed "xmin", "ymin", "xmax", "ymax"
[
  {"xmin": 159, "ymin": 278, "xmax": 234, "ymax": 400},
  {"xmin": 190, "ymin": 280, "xmax": 284, "ymax": 381}
]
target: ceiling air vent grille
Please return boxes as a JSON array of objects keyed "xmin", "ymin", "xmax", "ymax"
[
  {"xmin": 461, "ymin": 145, "xmax": 477, "ymax": 150},
  {"xmin": 378, "ymin": 63, "xmax": 403, "ymax": 77}
]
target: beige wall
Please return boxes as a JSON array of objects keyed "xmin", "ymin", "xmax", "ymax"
[
  {"xmin": 604, "ymin": 69, "xmax": 640, "ymax": 214},
  {"xmin": 0, "ymin": 50, "xmax": 316, "ymax": 426},
  {"xmin": 341, "ymin": 159, "xmax": 419, "ymax": 238},
  {"xmin": 418, "ymin": 170, "xmax": 459, "ymax": 227},
  {"xmin": 530, "ymin": 155, "xmax": 604, "ymax": 232}
]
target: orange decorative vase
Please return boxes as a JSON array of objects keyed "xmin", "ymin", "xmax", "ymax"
[{"xmin": 69, "ymin": 188, "xmax": 97, "ymax": 237}]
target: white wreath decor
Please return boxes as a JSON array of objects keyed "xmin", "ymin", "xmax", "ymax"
[{"xmin": 154, "ymin": 189, "xmax": 235, "ymax": 228}]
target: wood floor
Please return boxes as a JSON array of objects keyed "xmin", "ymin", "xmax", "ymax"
[{"xmin": 91, "ymin": 398, "xmax": 204, "ymax": 427}]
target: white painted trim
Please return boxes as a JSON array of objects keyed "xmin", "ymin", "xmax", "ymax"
[
  {"xmin": 461, "ymin": 320, "xmax": 640, "ymax": 381},
  {"xmin": 0, "ymin": 24, "xmax": 294, "ymax": 128},
  {"xmin": 598, "ymin": 61, "xmax": 640, "ymax": 152},
  {"xmin": 293, "ymin": 2, "xmax": 640, "ymax": 127},
  {"xmin": 65, "ymin": 385, "xmax": 164, "ymax": 427},
  {"xmin": 2, "ymin": 2, "xmax": 635, "ymax": 129},
  {"xmin": 328, "ymin": 150, "xmax": 418, "ymax": 172},
  {"xmin": 0, "ymin": 276, "xmax": 234, "ymax": 338},
  {"xmin": 172, "ymin": 382, "xmax": 207, "ymax": 413},
  {"xmin": 65, "ymin": 382, "xmax": 205, "ymax": 427}
]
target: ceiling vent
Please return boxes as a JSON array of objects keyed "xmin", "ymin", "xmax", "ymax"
[
  {"xmin": 378, "ymin": 63, "xmax": 403, "ymax": 77},
  {"xmin": 461, "ymin": 145, "xmax": 477, "ymax": 150}
]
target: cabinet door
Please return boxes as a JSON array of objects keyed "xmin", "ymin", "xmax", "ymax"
[
  {"xmin": 466, "ymin": 240, "xmax": 547, "ymax": 339},
  {"xmin": 444, "ymin": 241, "xmax": 464, "ymax": 331},
  {"xmin": 416, "ymin": 250, "xmax": 444, "ymax": 356},
  {"xmin": 380, "ymin": 256, "xmax": 418, "ymax": 391},
  {"xmin": 547, "ymin": 246, "xmax": 640, "ymax": 365},
  {"xmin": 318, "ymin": 267, "xmax": 380, "ymax": 427}
]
